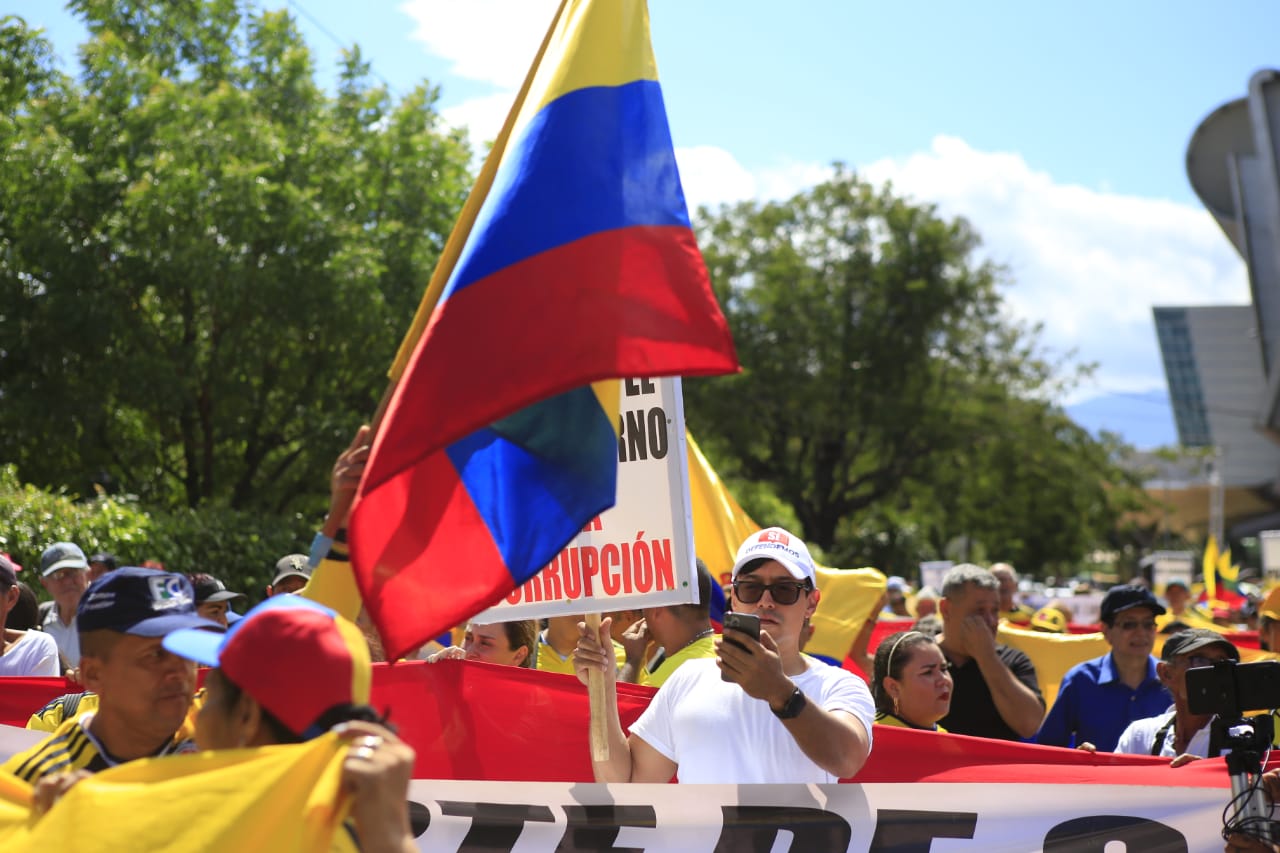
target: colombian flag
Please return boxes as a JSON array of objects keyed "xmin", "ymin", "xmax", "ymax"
[
  {"xmin": 350, "ymin": 0, "xmax": 738, "ymax": 660},
  {"xmin": 1200, "ymin": 535, "xmax": 1247, "ymax": 612}
]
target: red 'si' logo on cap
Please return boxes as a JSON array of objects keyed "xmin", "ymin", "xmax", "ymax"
[{"xmin": 760, "ymin": 530, "xmax": 789, "ymax": 545}]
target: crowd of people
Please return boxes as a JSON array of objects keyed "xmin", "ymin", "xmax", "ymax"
[
  {"xmin": 864, "ymin": 562, "xmax": 1280, "ymax": 763},
  {"xmin": 2, "ymin": 478, "xmax": 1279, "ymax": 850}
]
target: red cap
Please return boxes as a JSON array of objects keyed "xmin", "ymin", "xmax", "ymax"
[{"xmin": 164, "ymin": 596, "xmax": 371, "ymax": 737}]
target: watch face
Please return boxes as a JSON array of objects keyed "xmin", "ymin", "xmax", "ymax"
[{"xmin": 775, "ymin": 688, "xmax": 806, "ymax": 719}]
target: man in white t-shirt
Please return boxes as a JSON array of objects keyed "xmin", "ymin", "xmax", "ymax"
[
  {"xmin": 39, "ymin": 541, "xmax": 91, "ymax": 669},
  {"xmin": 576, "ymin": 527, "xmax": 874, "ymax": 783},
  {"xmin": 1114, "ymin": 628, "xmax": 1240, "ymax": 758},
  {"xmin": 1111, "ymin": 622, "xmax": 1239, "ymax": 753},
  {"xmin": 0, "ymin": 555, "xmax": 60, "ymax": 677}
]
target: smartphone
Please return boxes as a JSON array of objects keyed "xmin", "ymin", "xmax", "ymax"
[{"xmin": 723, "ymin": 612, "xmax": 761, "ymax": 649}]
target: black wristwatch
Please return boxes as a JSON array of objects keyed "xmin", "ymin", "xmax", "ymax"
[{"xmin": 771, "ymin": 687, "xmax": 807, "ymax": 719}]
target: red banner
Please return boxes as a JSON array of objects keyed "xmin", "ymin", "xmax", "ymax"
[
  {"xmin": 0, "ymin": 661, "xmax": 1242, "ymax": 789},
  {"xmin": 0, "ymin": 677, "xmax": 77, "ymax": 728}
]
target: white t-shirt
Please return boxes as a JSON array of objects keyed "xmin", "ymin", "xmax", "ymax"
[
  {"xmin": 0, "ymin": 630, "xmax": 61, "ymax": 677},
  {"xmin": 1114, "ymin": 706, "xmax": 1226, "ymax": 758},
  {"xmin": 42, "ymin": 608, "xmax": 79, "ymax": 669},
  {"xmin": 629, "ymin": 657, "xmax": 875, "ymax": 783}
]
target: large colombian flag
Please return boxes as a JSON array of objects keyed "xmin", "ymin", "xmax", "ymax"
[{"xmin": 349, "ymin": 0, "xmax": 738, "ymax": 660}]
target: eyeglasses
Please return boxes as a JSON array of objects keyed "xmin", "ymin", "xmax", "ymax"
[
  {"xmin": 45, "ymin": 568, "xmax": 83, "ymax": 584},
  {"xmin": 732, "ymin": 579, "xmax": 810, "ymax": 605},
  {"xmin": 1180, "ymin": 655, "xmax": 1227, "ymax": 669},
  {"xmin": 1114, "ymin": 619, "xmax": 1157, "ymax": 632}
]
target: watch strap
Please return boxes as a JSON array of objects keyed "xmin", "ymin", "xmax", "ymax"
[{"xmin": 772, "ymin": 687, "xmax": 807, "ymax": 719}]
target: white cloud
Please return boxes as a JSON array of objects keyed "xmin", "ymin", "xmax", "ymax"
[
  {"xmin": 857, "ymin": 136, "xmax": 1248, "ymax": 402},
  {"xmin": 671, "ymin": 137, "xmax": 1249, "ymax": 407},
  {"xmin": 439, "ymin": 91, "xmax": 514, "ymax": 152},
  {"xmin": 673, "ymin": 150, "xmax": 838, "ymax": 214},
  {"xmin": 397, "ymin": 1, "xmax": 557, "ymax": 88},
  {"xmin": 673, "ymin": 146, "xmax": 757, "ymax": 211},
  {"xmin": 398, "ymin": 1, "xmax": 562, "ymax": 151}
]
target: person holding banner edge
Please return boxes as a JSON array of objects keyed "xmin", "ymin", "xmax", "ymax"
[
  {"xmin": 575, "ymin": 527, "xmax": 874, "ymax": 783},
  {"xmin": 617, "ymin": 559, "xmax": 719, "ymax": 688}
]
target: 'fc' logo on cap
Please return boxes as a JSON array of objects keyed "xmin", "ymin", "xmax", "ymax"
[{"xmin": 760, "ymin": 530, "xmax": 789, "ymax": 545}]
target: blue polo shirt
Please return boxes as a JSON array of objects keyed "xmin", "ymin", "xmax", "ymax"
[{"xmin": 1034, "ymin": 653, "xmax": 1170, "ymax": 752}]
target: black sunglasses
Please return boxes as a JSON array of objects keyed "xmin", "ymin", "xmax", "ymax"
[{"xmin": 732, "ymin": 579, "xmax": 810, "ymax": 605}]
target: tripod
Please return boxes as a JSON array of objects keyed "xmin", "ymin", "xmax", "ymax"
[{"xmin": 1218, "ymin": 714, "xmax": 1275, "ymax": 847}]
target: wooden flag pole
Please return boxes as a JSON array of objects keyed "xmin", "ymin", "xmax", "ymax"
[{"xmin": 583, "ymin": 612, "xmax": 610, "ymax": 762}]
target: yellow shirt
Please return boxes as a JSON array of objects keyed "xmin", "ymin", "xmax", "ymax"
[
  {"xmin": 1155, "ymin": 608, "xmax": 1221, "ymax": 632},
  {"xmin": 27, "ymin": 688, "xmax": 204, "ymax": 741},
  {"xmin": 536, "ymin": 634, "xmax": 626, "ymax": 676},
  {"xmin": 874, "ymin": 710, "xmax": 946, "ymax": 732},
  {"xmin": 4, "ymin": 716, "xmax": 198, "ymax": 783},
  {"xmin": 27, "ymin": 691, "xmax": 101, "ymax": 732},
  {"xmin": 640, "ymin": 635, "xmax": 717, "ymax": 688}
]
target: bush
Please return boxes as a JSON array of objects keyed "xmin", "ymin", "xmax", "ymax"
[
  {"xmin": 0, "ymin": 465, "xmax": 315, "ymax": 605},
  {"xmin": 144, "ymin": 506, "xmax": 315, "ymax": 605},
  {"xmin": 0, "ymin": 464, "xmax": 153, "ymax": 579}
]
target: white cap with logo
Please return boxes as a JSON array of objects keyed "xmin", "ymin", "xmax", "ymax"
[{"xmin": 730, "ymin": 527, "xmax": 817, "ymax": 586}]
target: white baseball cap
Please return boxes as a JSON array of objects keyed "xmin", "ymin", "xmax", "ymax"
[{"xmin": 730, "ymin": 527, "xmax": 817, "ymax": 586}]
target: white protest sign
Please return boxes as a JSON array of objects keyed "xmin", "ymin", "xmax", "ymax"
[
  {"xmin": 919, "ymin": 560, "xmax": 952, "ymax": 591},
  {"xmin": 474, "ymin": 376, "xmax": 698, "ymax": 622},
  {"xmin": 404, "ymin": 778, "xmax": 1230, "ymax": 852}
]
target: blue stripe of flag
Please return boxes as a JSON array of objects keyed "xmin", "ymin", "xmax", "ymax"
[
  {"xmin": 446, "ymin": 80, "xmax": 689, "ymax": 296},
  {"xmin": 444, "ymin": 386, "xmax": 618, "ymax": 580}
]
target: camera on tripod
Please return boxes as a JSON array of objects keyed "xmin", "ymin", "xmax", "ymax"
[
  {"xmin": 1187, "ymin": 659, "xmax": 1280, "ymax": 721},
  {"xmin": 1186, "ymin": 659, "xmax": 1280, "ymax": 846}
]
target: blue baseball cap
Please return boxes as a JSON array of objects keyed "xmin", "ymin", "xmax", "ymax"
[
  {"xmin": 77, "ymin": 567, "xmax": 223, "ymax": 636},
  {"xmin": 1100, "ymin": 584, "xmax": 1166, "ymax": 623}
]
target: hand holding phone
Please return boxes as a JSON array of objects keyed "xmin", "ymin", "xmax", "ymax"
[
  {"xmin": 722, "ymin": 612, "xmax": 761, "ymax": 650},
  {"xmin": 720, "ymin": 612, "xmax": 761, "ymax": 683}
]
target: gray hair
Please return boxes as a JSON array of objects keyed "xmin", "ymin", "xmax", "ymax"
[
  {"xmin": 990, "ymin": 564, "xmax": 1016, "ymax": 584},
  {"xmin": 941, "ymin": 563, "xmax": 998, "ymax": 599}
]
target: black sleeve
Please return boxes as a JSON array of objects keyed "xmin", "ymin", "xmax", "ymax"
[{"xmin": 1000, "ymin": 646, "xmax": 1045, "ymax": 706}]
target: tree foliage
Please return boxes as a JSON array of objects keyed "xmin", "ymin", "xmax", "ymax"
[
  {"xmin": 686, "ymin": 168, "xmax": 1150, "ymax": 575},
  {"xmin": 0, "ymin": 464, "xmax": 311, "ymax": 603},
  {"xmin": 0, "ymin": 5, "xmax": 472, "ymax": 514}
]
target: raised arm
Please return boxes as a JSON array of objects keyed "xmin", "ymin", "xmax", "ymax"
[
  {"xmin": 574, "ymin": 618, "xmax": 677, "ymax": 783},
  {"xmin": 958, "ymin": 615, "xmax": 1043, "ymax": 738},
  {"xmin": 301, "ymin": 425, "xmax": 371, "ymax": 621},
  {"xmin": 718, "ymin": 631, "xmax": 871, "ymax": 779}
]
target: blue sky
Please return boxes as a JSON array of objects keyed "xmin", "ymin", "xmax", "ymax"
[{"xmin": 13, "ymin": 0, "xmax": 1279, "ymax": 448}]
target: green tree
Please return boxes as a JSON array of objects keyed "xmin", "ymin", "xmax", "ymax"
[
  {"xmin": 0, "ymin": 5, "xmax": 471, "ymax": 514},
  {"xmin": 686, "ymin": 167, "xmax": 1149, "ymax": 571},
  {"xmin": 904, "ymin": 406, "xmax": 1151, "ymax": 576},
  {"xmin": 0, "ymin": 464, "xmax": 312, "ymax": 601}
]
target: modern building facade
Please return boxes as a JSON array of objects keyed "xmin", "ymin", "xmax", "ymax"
[
  {"xmin": 1153, "ymin": 305, "xmax": 1274, "ymax": 484},
  {"xmin": 1151, "ymin": 69, "xmax": 1280, "ymax": 538}
]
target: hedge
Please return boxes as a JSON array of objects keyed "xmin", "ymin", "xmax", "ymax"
[{"xmin": 0, "ymin": 465, "xmax": 315, "ymax": 606}]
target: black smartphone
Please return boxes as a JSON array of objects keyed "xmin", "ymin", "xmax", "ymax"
[{"xmin": 723, "ymin": 612, "xmax": 761, "ymax": 649}]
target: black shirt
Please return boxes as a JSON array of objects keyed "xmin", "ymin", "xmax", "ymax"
[{"xmin": 938, "ymin": 644, "xmax": 1043, "ymax": 740}]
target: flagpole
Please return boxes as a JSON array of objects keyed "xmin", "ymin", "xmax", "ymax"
[
  {"xmin": 380, "ymin": 0, "xmax": 573, "ymax": 389},
  {"xmin": 358, "ymin": 0, "xmax": 611, "ymax": 758},
  {"xmin": 362, "ymin": 0, "xmax": 573, "ymax": 437},
  {"xmin": 583, "ymin": 612, "xmax": 610, "ymax": 761}
]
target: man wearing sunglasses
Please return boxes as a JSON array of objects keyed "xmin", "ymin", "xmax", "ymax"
[
  {"xmin": 1114, "ymin": 627, "xmax": 1240, "ymax": 757},
  {"xmin": 936, "ymin": 564, "xmax": 1045, "ymax": 740},
  {"xmin": 576, "ymin": 527, "xmax": 874, "ymax": 783},
  {"xmin": 1035, "ymin": 585, "xmax": 1172, "ymax": 752}
]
